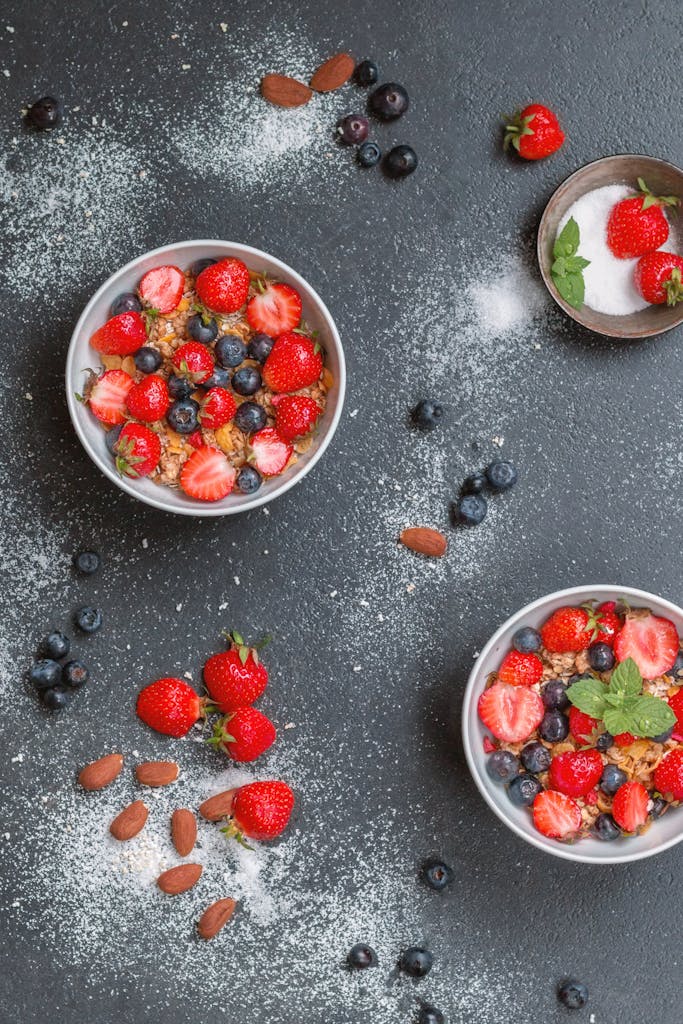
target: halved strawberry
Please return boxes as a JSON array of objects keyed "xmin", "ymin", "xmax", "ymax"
[
  {"xmin": 568, "ymin": 706, "xmax": 601, "ymax": 745},
  {"xmin": 613, "ymin": 611, "xmax": 679, "ymax": 678},
  {"xmin": 180, "ymin": 447, "xmax": 236, "ymax": 501},
  {"xmin": 90, "ymin": 311, "xmax": 147, "ymax": 355},
  {"xmin": 138, "ymin": 265, "xmax": 185, "ymax": 313},
  {"xmin": 497, "ymin": 650, "xmax": 543, "ymax": 687},
  {"xmin": 548, "ymin": 749, "xmax": 603, "ymax": 797},
  {"xmin": 532, "ymin": 790, "xmax": 582, "ymax": 839},
  {"xmin": 477, "ymin": 680, "xmax": 544, "ymax": 743},
  {"xmin": 611, "ymin": 780, "xmax": 649, "ymax": 832},
  {"xmin": 249, "ymin": 427, "xmax": 293, "ymax": 477},
  {"xmin": 87, "ymin": 369, "xmax": 134, "ymax": 425},
  {"xmin": 246, "ymin": 280, "xmax": 302, "ymax": 336}
]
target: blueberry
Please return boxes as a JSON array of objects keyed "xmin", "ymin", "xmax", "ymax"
[
  {"xmin": 105, "ymin": 425, "xmax": 123, "ymax": 455},
  {"xmin": 588, "ymin": 642, "xmax": 614, "ymax": 673},
  {"xmin": 411, "ymin": 399, "xmax": 443, "ymax": 431},
  {"xmin": 462, "ymin": 471, "xmax": 487, "ymax": 495},
  {"xmin": 234, "ymin": 402, "xmax": 267, "ymax": 435},
  {"xmin": 167, "ymin": 398, "xmax": 199, "ymax": 434},
  {"xmin": 593, "ymin": 813, "xmax": 621, "ymax": 841},
  {"xmin": 191, "ymin": 258, "xmax": 217, "ymax": 277},
  {"xmin": 40, "ymin": 687, "xmax": 71, "ymax": 710},
  {"xmin": 399, "ymin": 947, "xmax": 432, "ymax": 978},
  {"xmin": 216, "ymin": 335, "xmax": 248, "ymax": 368},
  {"xmin": 539, "ymin": 710, "xmax": 569, "ymax": 743},
  {"xmin": 486, "ymin": 749, "xmax": 519, "ymax": 783},
  {"xmin": 236, "ymin": 466, "xmax": 262, "ymax": 494},
  {"xmin": 596, "ymin": 731, "xmax": 614, "ymax": 752},
  {"xmin": 247, "ymin": 333, "xmax": 274, "ymax": 364},
  {"xmin": 652, "ymin": 726, "xmax": 674, "ymax": 743},
  {"xmin": 508, "ymin": 773, "xmax": 543, "ymax": 807},
  {"xmin": 384, "ymin": 145, "xmax": 418, "ymax": 178},
  {"xmin": 457, "ymin": 494, "xmax": 487, "ymax": 526},
  {"xmin": 200, "ymin": 367, "xmax": 231, "ymax": 390},
  {"xmin": 557, "ymin": 980, "xmax": 588, "ymax": 1010},
  {"xmin": 520, "ymin": 741, "xmax": 551, "ymax": 774},
  {"xmin": 420, "ymin": 859, "xmax": 453, "ymax": 891},
  {"xmin": 338, "ymin": 113, "xmax": 369, "ymax": 145},
  {"xmin": 355, "ymin": 59, "xmax": 379, "ymax": 86},
  {"xmin": 111, "ymin": 291, "xmax": 142, "ymax": 317},
  {"xmin": 187, "ymin": 312, "xmax": 218, "ymax": 344},
  {"xmin": 485, "ymin": 460, "xmax": 518, "ymax": 491},
  {"xmin": 347, "ymin": 943, "xmax": 377, "ymax": 969},
  {"xmin": 232, "ymin": 366, "xmax": 262, "ymax": 396},
  {"xmin": 600, "ymin": 764, "xmax": 627, "ymax": 795},
  {"xmin": 668, "ymin": 650, "xmax": 683, "ymax": 679},
  {"xmin": 29, "ymin": 659, "xmax": 62, "ymax": 691},
  {"xmin": 651, "ymin": 797, "xmax": 668, "ymax": 818},
  {"xmin": 369, "ymin": 82, "xmax": 409, "ymax": 120},
  {"xmin": 418, "ymin": 1007, "xmax": 444, "ymax": 1024},
  {"xmin": 512, "ymin": 626, "xmax": 542, "ymax": 654},
  {"xmin": 168, "ymin": 374, "xmax": 195, "ymax": 400},
  {"xmin": 541, "ymin": 679, "xmax": 569, "ymax": 711},
  {"xmin": 75, "ymin": 606, "xmax": 103, "ymax": 634},
  {"xmin": 134, "ymin": 346, "xmax": 163, "ymax": 374},
  {"xmin": 27, "ymin": 96, "xmax": 62, "ymax": 130},
  {"xmin": 41, "ymin": 631, "xmax": 70, "ymax": 660},
  {"xmin": 357, "ymin": 141, "xmax": 382, "ymax": 168},
  {"xmin": 62, "ymin": 660, "xmax": 89, "ymax": 688},
  {"xmin": 74, "ymin": 550, "xmax": 101, "ymax": 575}
]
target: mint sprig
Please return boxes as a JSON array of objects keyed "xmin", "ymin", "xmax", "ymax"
[
  {"xmin": 566, "ymin": 658, "xmax": 676, "ymax": 739},
  {"xmin": 551, "ymin": 217, "xmax": 590, "ymax": 311}
]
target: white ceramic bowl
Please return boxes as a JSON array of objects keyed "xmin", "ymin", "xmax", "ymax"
[
  {"xmin": 462, "ymin": 585, "xmax": 683, "ymax": 864},
  {"xmin": 66, "ymin": 240, "xmax": 346, "ymax": 516}
]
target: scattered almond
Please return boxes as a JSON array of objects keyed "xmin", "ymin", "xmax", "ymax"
[
  {"xmin": 310, "ymin": 52, "xmax": 355, "ymax": 92},
  {"xmin": 197, "ymin": 897, "xmax": 237, "ymax": 940},
  {"xmin": 157, "ymin": 862, "xmax": 203, "ymax": 895},
  {"xmin": 198, "ymin": 789, "xmax": 236, "ymax": 821},
  {"xmin": 260, "ymin": 74, "xmax": 312, "ymax": 108},
  {"xmin": 78, "ymin": 752, "xmax": 124, "ymax": 791},
  {"xmin": 110, "ymin": 799, "xmax": 148, "ymax": 841},
  {"xmin": 135, "ymin": 760, "xmax": 179, "ymax": 787},
  {"xmin": 399, "ymin": 526, "xmax": 448, "ymax": 558},
  {"xmin": 171, "ymin": 808, "xmax": 197, "ymax": 856}
]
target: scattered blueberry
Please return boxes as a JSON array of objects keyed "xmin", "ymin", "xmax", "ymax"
[
  {"xmin": 168, "ymin": 374, "xmax": 194, "ymax": 400},
  {"xmin": 596, "ymin": 731, "xmax": 614, "ymax": 752},
  {"xmin": 41, "ymin": 631, "xmax": 70, "ymax": 660},
  {"xmin": 347, "ymin": 943, "xmax": 377, "ymax": 969},
  {"xmin": 486, "ymin": 749, "xmax": 519, "ymax": 783},
  {"xmin": 355, "ymin": 59, "xmax": 379, "ymax": 86},
  {"xmin": 187, "ymin": 312, "xmax": 218, "ymax": 344},
  {"xmin": 40, "ymin": 687, "xmax": 71, "ymax": 710},
  {"xmin": 418, "ymin": 1006, "xmax": 444, "ymax": 1024},
  {"xmin": 74, "ymin": 550, "xmax": 101, "ymax": 575},
  {"xmin": 512, "ymin": 626, "xmax": 542, "ymax": 654},
  {"xmin": 191, "ymin": 258, "xmax": 217, "ymax": 277},
  {"xmin": 247, "ymin": 333, "xmax": 274, "ymax": 364},
  {"xmin": 485, "ymin": 460, "xmax": 518, "ymax": 491},
  {"xmin": 216, "ymin": 335, "xmax": 248, "ymax": 368},
  {"xmin": 75, "ymin": 606, "xmax": 103, "ymax": 634},
  {"xmin": 669, "ymin": 650, "xmax": 683, "ymax": 679},
  {"xmin": 593, "ymin": 813, "xmax": 621, "ymax": 841},
  {"xmin": 200, "ymin": 367, "xmax": 231, "ymax": 390},
  {"xmin": 385, "ymin": 144, "xmax": 418, "ymax": 178},
  {"xmin": 652, "ymin": 726, "xmax": 674, "ymax": 743},
  {"xmin": 462, "ymin": 471, "xmax": 487, "ymax": 495},
  {"xmin": 539, "ymin": 710, "xmax": 569, "ymax": 743},
  {"xmin": 411, "ymin": 399, "xmax": 443, "ymax": 431},
  {"xmin": 232, "ymin": 366, "xmax": 262, "ymax": 396},
  {"xmin": 420, "ymin": 859, "xmax": 453, "ymax": 891},
  {"xmin": 541, "ymin": 679, "xmax": 569, "ymax": 711},
  {"xmin": 167, "ymin": 398, "xmax": 200, "ymax": 435},
  {"xmin": 357, "ymin": 141, "xmax": 382, "ymax": 167},
  {"xmin": 508, "ymin": 773, "xmax": 543, "ymax": 807},
  {"xmin": 588, "ymin": 642, "xmax": 615, "ymax": 672},
  {"xmin": 399, "ymin": 947, "xmax": 432, "ymax": 978},
  {"xmin": 62, "ymin": 660, "xmax": 89, "ymax": 688},
  {"xmin": 338, "ymin": 113, "xmax": 369, "ymax": 145},
  {"xmin": 110, "ymin": 292, "xmax": 142, "ymax": 317},
  {"xmin": 600, "ymin": 764, "xmax": 627, "ymax": 795},
  {"xmin": 557, "ymin": 980, "xmax": 589, "ymax": 1010},
  {"xmin": 520, "ymin": 741, "xmax": 551, "ymax": 774},
  {"xmin": 457, "ymin": 494, "xmax": 487, "ymax": 526},
  {"xmin": 27, "ymin": 96, "xmax": 63, "ymax": 130},
  {"xmin": 134, "ymin": 346, "xmax": 163, "ymax": 374},
  {"xmin": 369, "ymin": 82, "xmax": 410, "ymax": 120},
  {"xmin": 236, "ymin": 466, "xmax": 262, "ymax": 495},
  {"xmin": 29, "ymin": 659, "xmax": 62, "ymax": 691},
  {"xmin": 234, "ymin": 402, "xmax": 267, "ymax": 435},
  {"xmin": 105, "ymin": 424, "xmax": 123, "ymax": 455},
  {"xmin": 651, "ymin": 797, "xmax": 668, "ymax": 818}
]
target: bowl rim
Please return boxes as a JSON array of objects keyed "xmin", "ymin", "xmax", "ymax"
[
  {"xmin": 462, "ymin": 583, "xmax": 683, "ymax": 864},
  {"xmin": 65, "ymin": 239, "xmax": 346, "ymax": 517},
  {"xmin": 536, "ymin": 153, "xmax": 683, "ymax": 339}
]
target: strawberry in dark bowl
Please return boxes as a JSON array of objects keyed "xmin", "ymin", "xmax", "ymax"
[
  {"xmin": 67, "ymin": 241, "xmax": 345, "ymax": 516},
  {"xmin": 463, "ymin": 586, "xmax": 683, "ymax": 863}
]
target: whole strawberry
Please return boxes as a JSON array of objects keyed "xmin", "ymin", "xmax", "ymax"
[
  {"xmin": 90, "ymin": 311, "xmax": 147, "ymax": 355},
  {"xmin": 172, "ymin": 342, "xmax": 215, "ymax": 384},
  {"xmin": 654, "ymin": 747, "xmax": 683, "ymax": 800},
  {"xmin": 262, "ymin": 332, "xmax": 323, "ymax": 392},
  {"xmin": 114, "ymin": 422, "xmax": 161, "ymax": 477},
  {"xmin": 274, "ymin": 394, "xmax": 321, "ymax": 443},
  {"xmin": 136, "ymin": 677, "xmax": 202, "ymax": 737},
  {"xmin": 196, "ymin": 257, "xmax": 250, "ymax": 314},
  {"xmin": 540, "ymin": 606, "xmax": 593, "ymax": 652},
  {"xmin": 607, "ymin": 179, "xmax": 678, "ymax": 259},
  {"xmin": 503, "ymin": 104, "xmax": 564, "ymax": 160},
  {"xmin": 497, "ymin": 650, "xmax": 543, "ymax": 687},
  {"xmin": 222, "ymin": 780, "xmax": 294, "ymax": 843},
  {"xmin": 209, "ymin": 707, "xmax": 276, "ymax": 762},
  {"xmin": 548, "ymin": 749, "xmax": 603, "ymax": 797},
  {"xmin": 203, "ymin": 631, "xmax": 269, "ymax": 712},
  {"xmin": 611, "ymin": 780, "xmax": 649, "ymax": 832},
  {"xmin": 126, "ymin": 374, "xmax": 170, "ymax": 422},
  {"xmin": 199, "ymin": 387, "xmax": 237, "ymax": 430},
  {"xmin": 635, "ymin": 251, "xmax": 683, "ymax": 306}
]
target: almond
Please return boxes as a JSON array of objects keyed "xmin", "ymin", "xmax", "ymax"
[
  {"xmin": 260, "ymin": 74, "xmax": 312, "ymax": 108},
  {"xmin": 399, "ymin": 526, "xmax": 448, "ymax": 558},
  {"xmin": 78, "ymin": 752, "xmax": 124, "ymax": 791},
  {"xmin": 110, "ymin": 800, "xmax": 148, "ymax": 841},
  {"xmin": 135, "ymin": 760, "xmax": 179, "ymax": 787},
  {"xmin": 157, "ymin": 862, "xmax": 203, "ymax": 895},
  {"xmin": 198, "ymin": 789, "xmax": 236, "ymax": 821},
  {"xmin": 171, "ymin": 808, "xmax": 197, "ymax": 856},
  {"xmin": 310, "ymin": 52, "xmax": 355, "ymax": 92},
  {"xmin": 197, "ymin": 897, "xmax": 237, "ymax": 940}
]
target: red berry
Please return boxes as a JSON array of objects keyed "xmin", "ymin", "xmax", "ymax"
[
  {"xmin": 669, "ymin": 690, "xmax": 683, "ymax": 737},
  {"xmin": 249, "ymin": 427, "xmax": 293, "ymax": 477},
  {"xmin": 477, "ymin": 680, "xmax": 544, "ymax": 743},
  {"xmin": 607, "ymin": 180, "xmax": 678, "ymax": 259},
  {"xmin": 179, "ymin": 446, "xmax": 236, "ymax": 502},
  {"xmin": 196, "ymin": 257, "xmax": 250, "ymax": 314},
  {"xmin": 613, "ymin": 732, "xmax": 636, "ymax": 747},
  {"xmin": 540, "ymin": 607, "xmax": 592, "ymax": 653},
  {"xmin": 654, "ymin": 748, "xmax": 683, "ymax": 800},
  {"xmin": 568, "ymin": 706, "xmax": 602, "ymax": 745},
  {"xmin": 532, "ymin": 790, "xmax": 582, "ymax": 839},
  {"xmin": 548, "ymin": 749, "xmax": 603, "ymax": 797},
  {"xmin": 203, "ymin": 641, "xmax": 268, "ymax": 712},
  {"xmin": 274, "ymin": 394, "xmax": 321, "ymax": 443},
  {"xmin": 125, "ymin": 374, "xmax": 170, "ymax": 422},
  {"xmin": 138, "ymin": 265, "xmax": 185, "ymax": 313},
  {"xmin": 136, "ymin": 677, "xmax": 202, "ymax": 737},
  {"xmin": 87, "ymin": 369, "xmax": 134, "ymax": 425},
  {"xmin": 172, "ymin": 341, "xmax": 215, "ymax": 384},
  {"xmin": 482, "ymin": 736, "xmax": 497, "ymax": 753},
  {"xmin": 114, "ymin": 422, "xmax": 161, "ymax": 477},
  {"xmin": 634, "ymin": 251, "xmax": 683, "ymax": 306},
  {"xmin": 187, "ymin": 430, "xmax": 204, "ymax": 449},
  {"xmin": 90, "ymin": 311, "xmax": 147, "ymax": 356},
  {"xmin": 613, "ymin": 611, "xmax": 679, "ymax": 679},
  {"xmin": 611, "ymin": 780, "xmax": 649, "ymax": 832},
  {"xmin": 593, "ymin": 606, "xmax": 621, "ymax": 647},
  {"xmin": 503, "ymin": 103, "xmax": 564, "ymax": 161},
  {"xmin": 211, "ymin": 707, "xmax": 276, "ymax": 762},
  {"xmin": 262, "ymin": 331, "xmax": 323, "ymax": 393},
  {"xmin": 497, "ymin": 650, "xmax": 543, "ymax": 687},
  {"xmin": 199, "ymin": 387, "xmax": 237, "ymax": 430},
  {"xmin": 228, "ymin": 780, "xmax": 294, "ymax": 841},
  {"xmin": 246, "ymin": 279, "xmax": 302, "ymax": 336}
]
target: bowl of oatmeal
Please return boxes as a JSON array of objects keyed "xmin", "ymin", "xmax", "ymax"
[
  {"xmin": 66, "ymin": 240, "xmax": 345, "ymax": 516},
  {"xmin": 462, "ymin": 585, "xmax": 683, "ymax": 863}
]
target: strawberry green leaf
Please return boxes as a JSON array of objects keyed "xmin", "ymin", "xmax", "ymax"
[{"xmin": 566, "ymin": 676, "xmax": 607, "ymax": 718}]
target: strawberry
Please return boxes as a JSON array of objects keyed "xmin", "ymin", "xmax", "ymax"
[
  {"xmin": 187, "ymin": 429, "xmax": 204, "ymax": 449},
  {"xmin": 246, "ymin": 279, "xmax": 302, "ymax": 335},
  {"xmin": 613, "ymin": 611, "xmax": 679, "ymax": 679},
  {"xmin": 180, "ymin": 446, "xmax": 236, "ymax": 501},
  {"xmin": 136, "ymin": 677, "xmax": 202, "ymax": 737},
  {"xmin": 209, "ymin": 707, "xmax": 276, "ymax": 762},
  {"xmin": 125, "ymin": 374, "xmax": 170, "ymax": 422},
  {"xmin": 611, "ymin": 780, "xmax": 649, "ymax": 832},
  {"xmin": 568, "ymin": 706, "xmax": 602, "ymax": 745},
  {"xmin": 172, "ymin": 341, "xmax": 215, "ymax": 384},
  {"xmin": 223, "ymin": 780, "xmax": 294, "ymax": 842},
  {"xmin": 532, "ymin": 790, "xmax": 582, "ymax": 839},
  {"xmin": 249, "ymin": 427, "xmax": 293, "ymax": 477},
  {"xmin": 634, "ymin": 251, "xmax": 683, "ymax": 306},
  {"xmin": 482, "ymin": 736, "xmax": 497, "ymax": 753},
  {"xmin": 114, "ymin": 422, "xmax": 161, "ymax": 477},
  {"xmin": 503, "ymin": 104, "xmax": 564, "ymax": 160},
  {"xmin": 90, "ymin": 311, "xmax": 147, "ymax": 356},
  {"xmin": 606, "ymin": 179, "xmax": 678, "ymax": 259},
  {"xmin": 613, "ymin": 732, "xmax": 636, "ymax": 747},
  {"xmin": 262, "ymin": 332, "xmax": 323, "ymax": 393},
  {"xmin": 196, "ymin": 257, "xmax": 250, "ymax": 314},
  {"xmin": 199, "ymin": 387, "xmax": 237, "ymax": 430},
  {"xmin": 540, "ymin": 606, "xmax": 592, "ymax": 653},
  {"xmin": 654, "ymin": 748, "xmax": 683, "ymax": 800},
  {"xmin": 548, "ymin": 749, "xmax": 603, "ymax": 797},
  {"xmin": 668, "ymin": 690, "xmax": 683, "ymax": 737},
  {"xmin": 497, "ymin": 650, "xmax": 543, "ymax": 687},
  {"xmin": 138, "ymin": 265, "xmax": 185, "ymax": 313},
  {"xmin": 86, "ymin": 369, "xmax": 134, "ymax": 425},
  {"xmin": 593, "ymin": 602, "xmax": 621, "ymax": 646},
  {"xmin": 203, "ymin": 633, "xmax": 269, "ymax": 712},
  {"xmin": 477, "ymin": 680, "xmax": 544, "ymax": 743},
  {"xmin": 274, "ymin": 394, "xmax": 321, "ymax": 443}
]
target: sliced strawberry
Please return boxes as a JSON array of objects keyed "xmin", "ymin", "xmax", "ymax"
[
  {"xmin": 613, "ymin": 612, "xmax": 679, "ymax": 678},
  {"xmin": 249, "ymin": 427, "xmax": 293, "ymax": 477},
  {"xmin": 138, "ymin": 265, "xmax": 185, "ymax": 313},
  {"xmin": 246, "ymin": 280, "xmax": 302, "ymax": 336},
  {"xmin": 497, "ymin": 650, "xmax": 543, "ymax": 687},
  {"xmin": 90, "ymin": 311, "xmax": 147, "ymax": 355},
  {"xmin": 477, "ymin": 680, "xmax": 544, "ymax": 743},
  {"xmin": 532, "ymin": 790, "xmax": 582, "ymax": 839},
  {"xmin": 180, "ymin": 447, "xmax": 236, "ymax": 501},
  {"xmin": 548, "ymin": 749, "xmax": 603, "ymax": 797},
  {"xmin": 611, "ymin": 780, "xmax": 649, "ymax": 832},
  {"xmin": 654, "ymin": 748, "xmax": 683, "ymax": 800},
  {"xmin": 568, "ymin": 706, "xmax": 601, "ymax": 745},
  {"xmin": 87, "ymin": 369, "xmax": 134, "ymax": 425}
]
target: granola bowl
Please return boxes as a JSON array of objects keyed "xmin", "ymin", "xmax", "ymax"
[
  {"xmin": 462, "ymin": 585, "xmax": 683, "ymax": 864},
  {"xmin": 66, "ymin": 240, "xmax": 345, "ymax": 516}
]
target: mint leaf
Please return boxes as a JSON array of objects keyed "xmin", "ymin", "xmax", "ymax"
[
  {"xmin": 566, "ymin": 676, "xmax": 607, "ymax": 718},
  {"xmin": 551, "ymin": 256, "xmax": 568, "ymax": 278},
  {"xmin": 603, "ymin": 707, "xmax": 636, "ymax": 735},
  {"xmin": 629, "ymin": 695, "xmax": 676, "ymax": 738},
  {"xmin": 608, "ymin": 657, "xmax": 642, "ymax": 697},
  {"xmin": 565, "ymin": 255, "xmax": 590, "ymax": 272},
  {"xmin": 553, "ymin": 217, "xmax": 580, "ymax": 259},
  {"xmin": 554, "ymin": 271, "xmax": 585, "ymax": 311}
]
